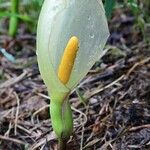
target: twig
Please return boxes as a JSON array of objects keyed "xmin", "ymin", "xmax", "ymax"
[
  {"xmin": 4, "ymin": 108, "xmax": 15, "ymax": 136},
  {"xmin": 129, "ymin": 124, "xmax": 150, "ymax": 132},
  {"xmin": 71, "ymin": 106, "xmax": 88, "ymax": 126},
  {"xmin": 126, "ymin": 57, "xmax": 150, "ymax": 77},
  {"xmin": 0, "ymin": 134, "xmax": 26, "ymax": 145},
  {"xmin": 37, "ymin": 93, "xmax": 50, "ymax": 99},
  {"xmin": 83, "ymin": 138, "xmax": 101, "ymax": 149},
  {"xmin": 86, "ymin": 75, "xmax": 125, "ymax": 99},
  {"xmin": 29, "ymin": 132, "xmax": 56, "ymax": 150},
  {"xmin": 31, "ymin": 105, "xmax": 49, "ymax": 124},
  {"xmin": 4, "ymin": 122, "xmax": 13, "ymax": 137},
  {"xmin": 0, "ymin": 70, "xmax": 27, "ymax": 89},
  {"xmin": 80, "ymin": 126, "xmax": 85, "ymax": 150},
  {"xmin": 17, "ymin": 125, "xmax": 32, "ymax": 135},
  {"xmin": 14, "ymin": 92, "xmax": 20, "ymax": 135}
]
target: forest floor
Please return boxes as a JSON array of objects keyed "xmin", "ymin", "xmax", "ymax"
[{"xmin": 0, "ymin": 7, "xmax": 150, "ymax": 150}]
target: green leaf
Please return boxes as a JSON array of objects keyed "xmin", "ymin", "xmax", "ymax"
[
  {"xmin": 104, "ymin": 0, "xmax": 116, "ymax": 19},
  {"xmin": 76, "ymin": 88, "xmax": 87, "ymax": 106}
]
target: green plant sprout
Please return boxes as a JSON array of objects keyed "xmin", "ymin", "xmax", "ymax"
[
  {"xmin": 37, "ymin": 0, "xmax": 109, "ymax": 149},
  {"xmin": 8, "ymin": 0, "xmax": 19, "ymax": 37},
  {"xmin": 104, "ymin": 0, "xmax": 116, "ymax": 19}
]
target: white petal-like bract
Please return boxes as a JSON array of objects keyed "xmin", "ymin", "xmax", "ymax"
[{"xmin": 37, "ymin": 0, "xmax": 109, "ymax": 97}]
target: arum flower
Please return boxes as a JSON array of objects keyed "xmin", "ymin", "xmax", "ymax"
[{"xmin": 37, "ymin": 0, "xmax": 109, "ymax": 148}]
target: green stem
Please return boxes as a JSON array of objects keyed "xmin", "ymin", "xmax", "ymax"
[
  {"xmin": 50, "ymin": 97, "xmax": 73, "ymax": 149},
  {"xmin": 9, "ymin": 0, "xmax": 19, "ymax": 37}
]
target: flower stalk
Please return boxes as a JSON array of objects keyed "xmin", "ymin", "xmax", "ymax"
[
  {"xmin": 50, "ymin": 96, "xmax": 73, "ymax": 140},
  {"xmin": 37, "ymin": 0, "xmax": 109, "ymax": 149}
]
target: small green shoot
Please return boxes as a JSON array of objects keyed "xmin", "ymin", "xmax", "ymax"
[{"xmin": 8, "ymin": 0, "xmax": 19, "ymax": 37}]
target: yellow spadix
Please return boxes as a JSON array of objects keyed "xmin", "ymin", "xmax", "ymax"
[{"xmin": 58, "ymin": 36, "xmax": 79, "ymax": 84}]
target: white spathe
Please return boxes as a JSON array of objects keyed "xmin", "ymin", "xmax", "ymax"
[{"xmin": 37, "ymin": 0, "xmax": 109, "ymax": 99}]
